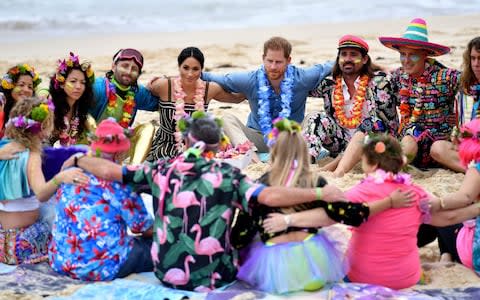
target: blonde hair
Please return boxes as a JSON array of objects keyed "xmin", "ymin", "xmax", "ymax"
[
  {"xmin": 5, "ymin": 97, "xmax": 54, "ymax": 152},
  {"xmin": 268, "ymin": 131, "xmax": 314, "ymax": 188}
]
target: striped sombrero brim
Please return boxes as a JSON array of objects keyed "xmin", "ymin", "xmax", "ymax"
[{"xmin": 378, "ymin": 36, "xmax": 450, "ymax": 57}]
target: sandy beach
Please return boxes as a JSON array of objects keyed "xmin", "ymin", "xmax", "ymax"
[{"xmin": 1, "ymin": 13, "xmax": 480, "ymax": 297}]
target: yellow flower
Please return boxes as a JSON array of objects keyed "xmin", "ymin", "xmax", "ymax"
[
  {"xmin": 1, "ymin": 80, "xmax": 14, "ymax": 90},
  {"xmin": 86, "ymin": 66, "xmax": 94, "ymax": 78},
  {"xmin": 66, "ymin": 59, "xmax": 73, "ymax": 67},
  {"xmin": 56, "ymin": 74, "xmax": 65, "ymax": 82},
  {"xmin": 39, "ymin": 103, "xmax": 49, "ymax": 113},
  {"xmin": 23, "ymin": 64, "xmax": 31, "ymax": 71}
]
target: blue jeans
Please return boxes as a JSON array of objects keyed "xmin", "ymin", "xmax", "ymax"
[{"xmin": 116, "ymin": 237, "xmax": 153, "ymax": 278}]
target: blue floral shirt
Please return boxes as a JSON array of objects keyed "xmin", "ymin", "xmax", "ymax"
[{"xmin": 49, "ymin": 172, "xmax": 153, "ymax": 281}]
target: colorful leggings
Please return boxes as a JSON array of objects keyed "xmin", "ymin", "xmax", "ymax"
[{"xmin": 0, "ymin": 220, "xmax": 50, "ymax": 265}]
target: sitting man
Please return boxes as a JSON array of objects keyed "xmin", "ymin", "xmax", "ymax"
[
  {"xmin": 379, "ymin": 18, "xmax": 462, "ymax": 172},
  {"xmin": 302, "ymin": 34, "xmax": 399, "ymax": 175},
  {"xmin": 90, "ymin": 48, "xmax": 158, "ymax": 163},
  {"xmin": 49, "ymin": 118, "xmax": 153, "ymax": 281},
  {"xmin": 64, "ymin": 111, "xmax": 345, "ymax": 291},
  {"xmin": 202, "ymin": 36, "xmax": 333, "ymax": 157}
]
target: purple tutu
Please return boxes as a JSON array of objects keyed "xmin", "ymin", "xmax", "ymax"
[{"xmin": 237, "ymin": 231, "xmax": 347, "ymax": 294}]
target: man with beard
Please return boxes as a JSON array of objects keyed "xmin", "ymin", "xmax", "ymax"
[
  {"xmin": 90, "ymin": 48, "xmax": 158, "ymax": 163},
  {"xmin": 202, "ymin": 36, "xmax": 333, "ymax": 156},
  {"xmin": 303, "ymin": 35, "xmax": 398, "ymax": 173}
]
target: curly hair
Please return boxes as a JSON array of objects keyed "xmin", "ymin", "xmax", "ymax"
[
  {"xmin": 48, "ymin": 65, "xmax": 94, "ymax": 143},
  {"xmin": 461, "ymin": 36, "xmax": 480, "ymax": 93},
  {"xmin": 362, "ymin": 134, "xmax": 404, "ymax": 174},
  {"xmin": 5, "ymin": 97, "xmax": 54, "ymax": 152}
]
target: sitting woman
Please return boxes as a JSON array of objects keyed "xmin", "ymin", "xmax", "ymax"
[
  {"xmin": 146, "ymin": 47, "xmax": 244, "ymax": 161},
  {"xmin": 0, "ymin": 97, "xmax": 87, "ymax": 265},
  {"xmin": 48, "ymin": 52, "xmax": 96, "ymax": 146},
  {"xmin": 0, "ymin": 64, "xmax": 41, "ymax": 137}
]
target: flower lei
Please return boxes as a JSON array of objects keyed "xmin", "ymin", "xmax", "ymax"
[
  {"xmin": 172, "ymin": 76, "xmax": 206, "ymax": 151},
  {"xmin": 257, "ymin": 64, "xmax": 294, "ymax": 140},
  {"xmin": 58, "ymin": 115, "xmax": 80, "ymax": 146},
  {"xmin": 363, "ymin": 169, "xmax": 412, "ymax": 185},
  {"xmin": 1, "ymin": 64, "xmax": 41, "ymax": 90},
  {"xmin": 53, "ymin": 52, "xmax": 95, "ymax": 89},
  {"xmin": 106, "ymin": 78, "xmax": 136, "ymax": 128},
  {"xmin": 333, "ymin": 74, "xmax": 369, "ymax": 129}
]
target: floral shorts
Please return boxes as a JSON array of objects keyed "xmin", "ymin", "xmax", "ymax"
[{"xmin": 0, "ymin": 220, "xmax": 50, "ymax": 265}]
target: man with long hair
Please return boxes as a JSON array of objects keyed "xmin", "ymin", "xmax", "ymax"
[{"xmin": 303, "ymin": 35, "xmax": 398, "ymax": 175}]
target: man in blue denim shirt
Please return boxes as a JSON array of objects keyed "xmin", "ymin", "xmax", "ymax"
[{"xmin": 203, "ymin": 37, "xmax": 333, "ymax": 154}]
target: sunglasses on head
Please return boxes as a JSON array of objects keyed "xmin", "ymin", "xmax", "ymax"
[{"xmin": 113, "ymin": 48, "xmax": 144, "ymax": 69}]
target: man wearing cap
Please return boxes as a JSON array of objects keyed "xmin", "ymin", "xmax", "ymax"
[
  {"xmin": 89, "ymin": 48, "xmax": 158, "ymax": 163},
  {"xmin": 303, "ymin": 34, "xmax": 398, "ymax": 174},
  {"xmin": 49, "ymin": 118, "xmax": 154, "ymax": 281},
  {"xmin": 379, "ymin": 18, "xmax": 463, "ymax": 172},
  {"xmin": 202, "ymin": 36, "xmax": 333, "ymax": 157}
]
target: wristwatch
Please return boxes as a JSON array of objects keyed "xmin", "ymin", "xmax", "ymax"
[{"xmin": 74, "ymin": 153, "xmax": 86, "ymax": 168}]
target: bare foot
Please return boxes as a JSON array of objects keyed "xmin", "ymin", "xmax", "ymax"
[{"xmin": 439, "ymin": 253, "xmax": 453, "ymax": 263}]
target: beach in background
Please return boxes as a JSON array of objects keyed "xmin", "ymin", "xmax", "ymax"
[{"xmin": 1, "ymin": 1, "xmax": 480, "ymax": 297}]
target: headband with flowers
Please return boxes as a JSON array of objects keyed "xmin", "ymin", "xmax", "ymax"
[
  {"xmin": 266, "ymin": 117, "xmax": 302, "ymax": 148},
  {"xmin": 6, "ymin": 98, "xmax": 55, "ymax": 134},
  {"xmin": 53, "ymin": 52, "xmax": 95, "ymax": 89},
  {"xmin": 1, "ymin": 64, "xmax": 41, "ymax": 90}
]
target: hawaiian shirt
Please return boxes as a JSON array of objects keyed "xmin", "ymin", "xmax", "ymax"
[
  {"xmin": 123, "ymin": 154, "xmax": 261, "ymax": 291},
  {"xmin": 391, "ymin": 59, "xmax": 461, "ymax": 140},
  {"xmin": 49, "ymin": 172, "xmax": 153, "ymax": 281},
  {"xmin": 309, "ymin": 71, "xmax": 399, "ymax": 135}
]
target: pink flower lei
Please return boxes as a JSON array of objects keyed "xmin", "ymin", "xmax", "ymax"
[
  {"xmin": 172, "ymin": 76, "xmax": 206, "ymax": 151},
  {"xmin": 59, "ymin": 115, "xmax": 80, "ymax": 146},
  {"xmin": 363, "ymin": 169, "xmax": 412, "ymax": 185}
]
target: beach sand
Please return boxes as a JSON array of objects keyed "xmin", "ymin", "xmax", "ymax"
[{"xmin": 1, "ymin": 13, "xmax": 480, "ymax": 297}]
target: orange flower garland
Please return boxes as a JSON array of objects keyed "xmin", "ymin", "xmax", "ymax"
[
  {"xmin": 333, "ymin": 74, "xmax": 369, "ymax": 129},
  {"xmin": 106, "ymin": 80, "xmax": 136, "ymax": 128}
]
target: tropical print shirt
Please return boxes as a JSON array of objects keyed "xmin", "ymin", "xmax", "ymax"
[
  {"xmin": 49, "ymin": 172, "xmax": 153, "ymax": 281},
  {"xmin": 123, "ymin": 154, "xmax": 261, "ymax": 291},
  {"xmin": 309, "ymin": 71, "xmax": 399, "ymax": 135},
  {"xmin": 391, "ymin": 59, "xmax": 461, "ymax": 140}
]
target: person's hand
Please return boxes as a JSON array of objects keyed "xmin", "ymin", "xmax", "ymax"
[
  {"xmin": 56, "ymin": 167, "xmax": 89, "ymax": 185},
  {"xmin": 321, "ymin": 184, "xmax": 347, "ymax": 202},
  {"xmin": 0, "ymin": 142, "xmax": 25, "ymax": 160},
  {"xmin": 263, "ymin": 213, "xmax": 288, "ymax": 234},
  {"xmin": 389, "ymin": 188, "xmax": 415, "ymax": 208},
  {"xmin": 146, "ymin": 76, "xmax": 163, "ymax": 91}
]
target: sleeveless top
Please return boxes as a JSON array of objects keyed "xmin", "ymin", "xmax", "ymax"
[
  {"xmin": 147, "ymin": 78, "xmax": 209, "ymax": 161},
  {"xmin": 0, "ymin": 139, "xmax": 32, "ymax": 200}
]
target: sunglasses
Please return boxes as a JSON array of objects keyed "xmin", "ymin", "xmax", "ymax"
[
  {"xmin": 113, "ymin": 48, "xmax": 144, "ymax": 69},
  {"xmin": 400, "ymin": 53, "xmax": 421, "ymax": 63}
]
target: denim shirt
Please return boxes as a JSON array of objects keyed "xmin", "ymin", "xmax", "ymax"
[{"xmin": 202, "ymin": 62, "xmax": 333, "ymax": 131}]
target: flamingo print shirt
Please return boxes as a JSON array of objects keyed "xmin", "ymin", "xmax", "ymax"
[
  {"xmin": 49, "ymin": 172, "xmax": 153, "ymax": 281},
  {"xmin": 122, "ymin": 154, "xmax": 262, "ymax": 291}
]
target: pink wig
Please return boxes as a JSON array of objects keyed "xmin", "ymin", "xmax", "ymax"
[{"xmin": 458, "ymin": 119, "xmax": 480, "ymax": 169}]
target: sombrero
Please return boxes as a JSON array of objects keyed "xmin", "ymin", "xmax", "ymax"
[{"xmin": 379, "ymin": 18, "xmax": 450, "ymax": 57}]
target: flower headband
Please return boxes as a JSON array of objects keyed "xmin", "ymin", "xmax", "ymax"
[
  {"xmin": 266, "ymin": 117, "xmax": 301, "ymax": 148},
  {"xmin": 6, "ymin": 98, "xmax": 55, "ymax": 134},
  {"xmin": 1, "ymin": 64, "xmax": 41, "ymax": 90},
  {"xmin": 53, "ymin": 52, "xmax": 95, "ymax": 89}
]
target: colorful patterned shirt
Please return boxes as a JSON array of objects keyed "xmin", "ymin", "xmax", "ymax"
[
  {"xmin": 391, "ymin": 59, "xmax": 461, "ymax": 139},
  {"xmin": 49, "ymin": 172, "xmax": 153, "ymax": 281},
  {"xmin": 123, "ymin": 154, "xmax": 261, "ymax": 291},
  {"xmin": 309, "ymin": 71, "xmax": 399, "ymax": 136}
]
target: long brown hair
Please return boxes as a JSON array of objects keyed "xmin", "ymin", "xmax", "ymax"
[{"xmin": 461, "ymin": 36, "xmax": 480, "ymax": 93}]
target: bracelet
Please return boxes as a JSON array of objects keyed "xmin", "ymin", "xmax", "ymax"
[
  {"xmin": 51, "ymin": 177, "xmax": 60, "ymax": 187},
  {"xmin": 315, "ymin": 187, "xmax": 323, "ymax": 200},
  {"xmin": 284, "ymin": 214, "xmax": 292, "ymax": 227},
  {"xmin": 74, "ymin": 153, "xmax": 85, "ymax": 168}
]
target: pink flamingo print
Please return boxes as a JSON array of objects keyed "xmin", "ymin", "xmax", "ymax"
[
  {"xmin": 221, "ymin": 208, "xmax": 232, "ymax": 249},
  {"xmin": 156, "ymin": 216, "xmax": 171, "ymax": 245},
  {"xmin": 201, "ymin": 171, "xmax": 223, "ymax": 188},
  {"xmin": 163, "ymin": 255, "xmax": 195, "ymax": 288},
  {"xmin": 193, "ymin": 272, "xmax": 222, "ymax": 292},
  {"xmin": 151, "ymin": 241, "xmax": 159, "ymax": 265},
  {"xmin": 172, "ymin": 178, "xmax": 200, "ymax": 233},
  {"xmin": 190, "ymin": 224, "xmax": 224, "ymax": 263}
]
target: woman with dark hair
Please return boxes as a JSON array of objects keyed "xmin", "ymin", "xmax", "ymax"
[
  {"xmin": 0, "ymin": 64, "xmax": 41, "ymax": 137},
  {"xmin": 48, "ymin": 52, "xmax": 95, "ymax": 146},
  {"xmin": 146, "ymin": 46, "xmax": 245, "ymax": 160}
]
